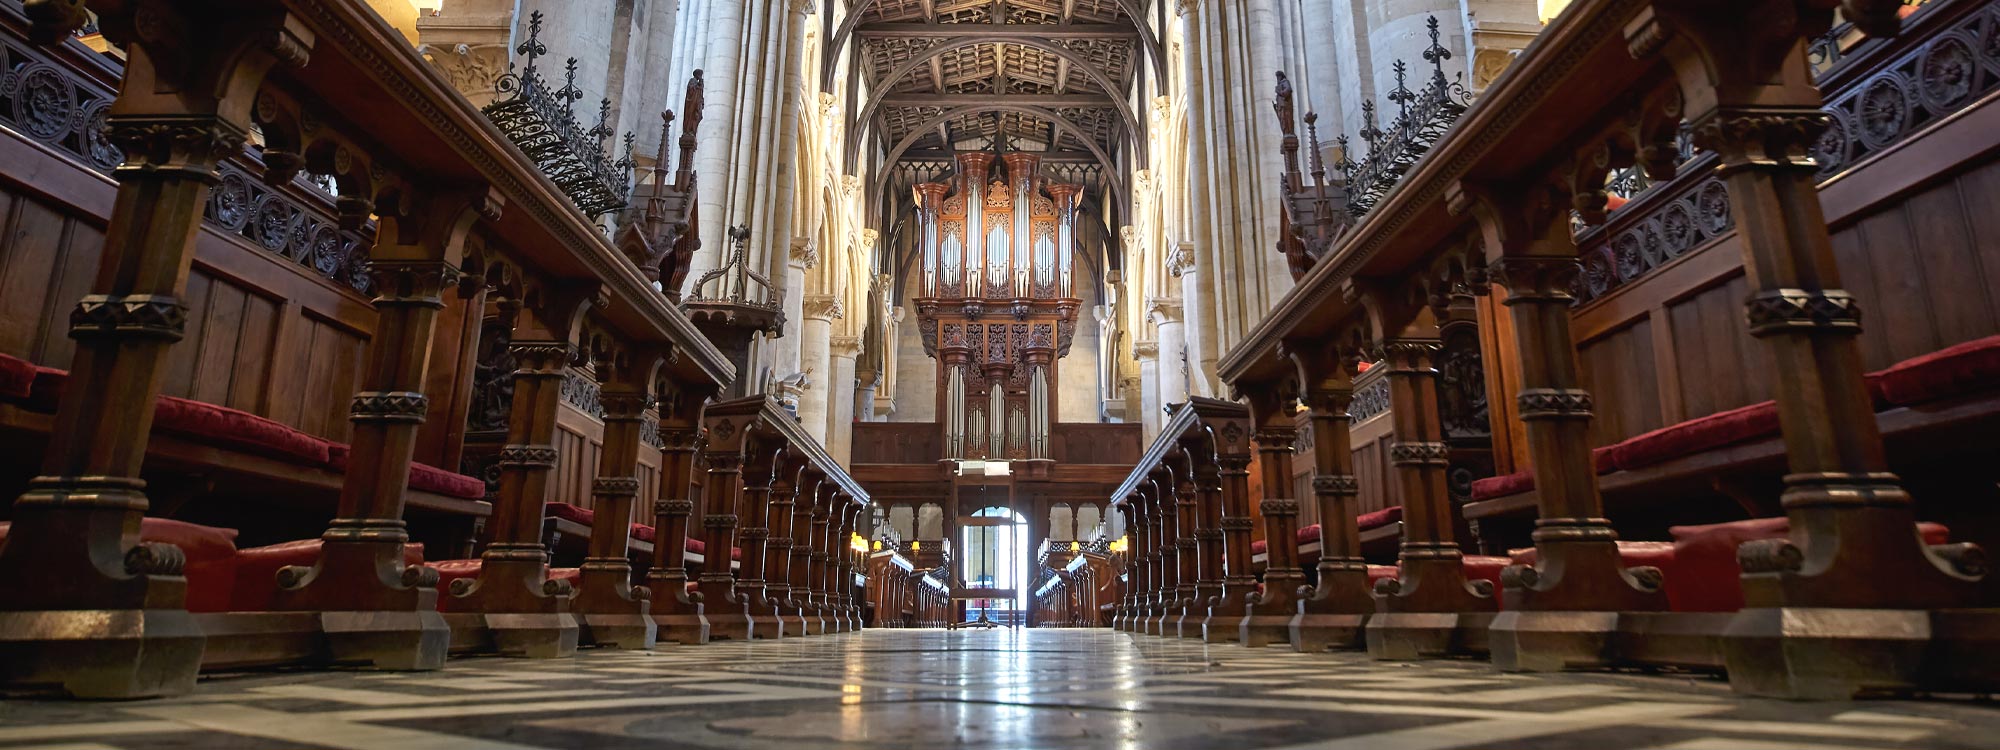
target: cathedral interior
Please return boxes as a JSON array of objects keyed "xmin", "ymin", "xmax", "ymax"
[{"xmin": 1, "ymin": 0, "xmax": 1999, "ymax": 747}]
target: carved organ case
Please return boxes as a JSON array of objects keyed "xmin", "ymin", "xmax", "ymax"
[{"xmin": 913, "ymin": 151, "xmax": 1083, "ymax": 465}]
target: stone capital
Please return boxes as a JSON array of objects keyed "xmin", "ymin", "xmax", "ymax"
[
  {"xmin": 803, "ymin": 293, "xmax": 843, "ymax": 321},
  {"xmin": 1167, "ymin": 241, "xmax": 1196, "ymax": 277},
  {"xmin": 1146, "ymin": 296, "xmax": 1185, "ymax": 326},
  {"xmin": 1133, "ymin": 340, "xmax": 1161, "ymax": 360},
  {"xmin": 1120, "ymin": 225, "xmax": 1139, "ymax": 253},
  {"xmin": 790, "ymin": 235, "xmax": 818, "ymax": 269},
  {"xmin": 860, "ymin": 228, "xmax": 879, "ymax": 247},
  {"xmin": 829, "ymin": 335, "xmax": 863, "ymax": 358}
]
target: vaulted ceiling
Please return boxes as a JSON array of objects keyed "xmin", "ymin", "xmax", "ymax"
[{"xmin": 830, "ymin": 0, "xmax": 1159, "ymax": 202}]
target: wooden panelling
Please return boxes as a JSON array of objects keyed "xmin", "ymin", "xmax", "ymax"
[
  {"xmin": 853, "ymin": 422, "xmax": 942, "ymax": 464},
  {"xmin": 553, "ymin": 403, "xmax": 605, "ymax": 510},
  {"xmin": 1349, "ymin": 413, "xmax": 1398, "ymax": 516},
  {"xmin": 1576, "ymin": 319, "xmax": 1664, "ymax": 445},
  {"xmin": 1051, "ymin": 423, "xmax": 1142, "ymax": 465}
]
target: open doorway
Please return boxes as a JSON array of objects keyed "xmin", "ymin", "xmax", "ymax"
[{"xmin": 961, "ymin": 506, "xmax": 1028, "ymax": 624}]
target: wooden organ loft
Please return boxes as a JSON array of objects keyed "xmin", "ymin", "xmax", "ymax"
[{"xmin": 913, "ymin": 150, "xmax": 1083, "ymax": 472}]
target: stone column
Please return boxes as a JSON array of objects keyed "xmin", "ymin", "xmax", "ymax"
[
  {"xmin": 828, "ymin": 335, "xmax": 862, "ymax": 464},
  {"xmin": 1148, "ymin": 298, "xmax": 1187, "ymax": 407},
  {"xmin": 1134, "ymin": 340, "xmax": 1161, "ymax": 437},
  {"xmin": 1169, "ymin": 243, "xmax": 1211, "ymax": 398},
  {"xmin": 799, "ymin": 294, "xmax": 840, "ymax": 442}
]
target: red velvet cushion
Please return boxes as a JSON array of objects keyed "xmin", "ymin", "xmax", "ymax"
[
  {"xmin": 1875, "ymin": 334, "xmax": 2000, "ymax": 407},
  {"xmin": 1357, "ymin": 505, "xmax": 1403, "ymax": 530},
  {"xmin": 0, "ymin": 353, "xmax": 34, "ymax": 401},
  {"xmin": 325, "ymin": 445, "xmax": 487, "ymax": 500},
  {"xmin": 1471, "ymin": 471, "xmax": 1534, "ymax": 501},
  {"xmin": 25, "ymin": 366, "xmax": 65, "ymax": 412},
  {"xmin": 222, "ymin": 539, "xmax": 425, "ymax": 612},
  {"xmin": 631, "ymin": 524, "xmax": 656, "ymax": 543},
  {"xmin": 685, "ymin": 537, "xmax": 706, "ymax": 554},
  {"xmin": 1251, "ymin": 538, "xmax": 1267, "ymax": 555},
  {"xmin": 548, "ymin": 502, "xmax": 594, "ymax": 525},
  {"xmin": 1666, "ymin": 517, "xmax": 1951, "ymax": 612},
  {"xmin": 0, "ymin": 517, "xmax": 241, "ymax": 612},
  {"xmin": 1607, "ymin": 400, "xmax": 1779, "ymax": 472},
  {"xmin": 1296, "ymin": 524, "xmax": 1321, "ymax": 545},
  {"xmin": 152, "ymin": 396, "xmax": 334, "ymax": 465},
  {"xmin": 1370, "ymin": 555, "xmax": 1512, "ymax": 606}
]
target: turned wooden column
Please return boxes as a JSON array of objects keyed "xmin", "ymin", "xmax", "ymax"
[
  {"xmin": 1146, "ymin": 472, "xmax": 1177, "ymax": 635},
  {"xmin": 569, "ymin": 344, "xmax": 665, "ymax": 650},
  {"xmin": 1184, "ymin": 432, "xmax": 1227, "ymax": 638},
  {"xmin": 1241, "ymin": 386, "xmax": 1305, "ymax": 647},
  {"xmin": 1364, "ymin": 303, "xmax": 1497, "ymax": 660},
  {"xmin": 808, "ymin": 493, "xmax": 834, "ymax": 629},
  {"xmin": 0, "ymin": 6, "xmax": 309, "ymax": 699},
  {"xmin": 836, "ymin": 501, "xmax": 864, "ymax": 631},
  {"xmin": 734, "ymin": 438, "xmax": 785, "ymax": 639},
  {"xmin": 796, "ymin": 483, "xmax": 834, "ymax": 633},
  {"xmin": 1483, "ymin": 251, "xmax": 1665, "ymax": 669},
  {"xmin": 276, "ymin": 194, "xmax": 496, "ymax": 670},
  {"xmin": 695, "ymin": 408, "xmax": 755, "ymax": 640},
  {"xmin": 1129, "ymin": 490, "xmax": 1154, "ymax": 631},
  {"xmin": 1169, "ymin": 451, "xmax": 1202, "ymax": 637},
  {"xmin": 1113, "ymin": 502, "xmax": 1137, "ymax": 630},
  {"xmin": 1638, "ymin": 1, "xmax": 1993, "ymax": 697},
  {"xmin": 767, "ymin": 468, "xmax": 814, "ymax": 635},
  {"xmin": 447, "ymin": 283, "xmax": 595, "ymax": 658},
  {"xmin": 1289, "ymin": 342, "xmax": 1373, "ymax": 652},
  {"xmin": 645, "ymin": 387, "xmax": 709, "ymax": 644},
  {"xmin": 1207, "ymin": 408, "xmax": 1258, "ymax": 643}
]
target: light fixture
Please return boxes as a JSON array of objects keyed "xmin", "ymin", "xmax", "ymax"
[
  {"xmin": 851, "ymin": 533, "xmax": 868, "ymax": 553},
  {"xmin": 912, "ymin": 540, "xmax": 921, "ymax": 551},
  {"xmin": 1070, "ymin": 541, "xmax": 1080, "ymax": 553},
  {"xmin": 872, "ymin": 540, "xmax": 883, "ymax": 551}
]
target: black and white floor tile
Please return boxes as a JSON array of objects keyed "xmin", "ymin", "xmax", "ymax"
[{"xmin": 2, "ymin": 629, "xmax": 1995, "ymax": 749}]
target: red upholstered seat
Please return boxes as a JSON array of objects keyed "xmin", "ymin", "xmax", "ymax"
[
  {"xmin": 1370, "ymin": 555, "xmax": 1513, "ymax": 606},
  {"xmin": 0, "ymin": 353, "xmax": 34, "ymax": 402},
  {"xmin": 223, "ymin": 539, "xmax": 426, "ymax": 612},
  {"xmin": 26, "ymin": 367, "xmax": 333, "ymax": 465},
  {"xmin": 2, "ymin": 518, "xmax": 241, "ymax": 612},
  {"xmin": 1666, "ymin": 517, "xmax": 1950, "ymax": 612},
  {"xmin": 324, "ymin": 445, "xmax": 486, "ymax": 500},
  {"xmin": 684, "ymin": 536, "xmax": 705, "ymax": 554},
  {"xmin": 425, "ymin": 560, "xmax": 581, "ymax": 611},
  {"xmin": 1875, "ymin": 334, "xmax": 2000, "ymax": 407},
  {"xmin": 1357, "ymin": 505, "xmax": 1403, "ymax": 530},
  {"xmin": 548, "ymin": 502, "xmax": 594, "ymax": 525},
  {"xmin": 631, "ymin": 524, "xmax": 656, "ymax": 543},
  {"xmin": 1606, "ymin": 400, "xmax": 1779, "ymax": 472},
  {"xmin": 1468, "ymin": 448, "xmax": 1617, "ymax": 501}
]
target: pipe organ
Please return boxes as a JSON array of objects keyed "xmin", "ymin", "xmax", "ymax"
[{"xmin": 913, "ymin": 151, "xmax": 1083, "ymax": 468}]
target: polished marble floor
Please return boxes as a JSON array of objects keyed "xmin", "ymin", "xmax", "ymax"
[{"xmin": 2, "ymin": 628, "xmax": 1997, "ymax": 749}]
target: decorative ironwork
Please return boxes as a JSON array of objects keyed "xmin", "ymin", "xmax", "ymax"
[
  {"xmin": 1332, "ymin": 17, "xmax": 1471, "ymax": 219},
  {"xmin": 482, "ymin": 11, "xmax": 635, "ymax": 217}
]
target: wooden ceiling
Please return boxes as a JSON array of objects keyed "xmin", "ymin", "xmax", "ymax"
[{"xmin": 837, "ymin": 0, "xmax": 1151, "ymax": 197}]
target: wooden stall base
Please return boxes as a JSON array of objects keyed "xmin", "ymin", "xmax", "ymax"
[
  {"xmin": 1612, "ymin": 612, "xmax": 1734, "ymax": 672},
  {"xmin": 0, "ymin": 609, "xmax": 203, "ymax": 699},
  {"xmin": 442, "ymin": 612, "xmax": 580, "ymax": 659},
  {"xmin": 1290, "ymin": 568, "xmax": 1375, "ymax": 652},
  {"xmin": 651, "ymin": 611, "xmax": 712, "ymax": 646},
  {"xmin": 193, "ymin": 611, "xmax": 450, "ymax": 672},
  {"xmin": 1489, "ymin": 611, "xmax": 1626, "ymax": 672},
  {"xmin": 1290, "ymin": 612, "xmax": 1369, "ymax": 653},
  {"xmin": 1723, "ymin": 607, "xmax": 2000, "ymax": 699},
  {"xmin": 1201, "ymin": 598, "xmax": 1249, "ymax": 644},
  {"xmin": 1239, "ymin": 611, "xmax": 1298, "ymax": 649},
  {"xmin": 1366, "ymin": 611, "xmax": 1497, "ymax": 660},
  {"xmin": 577, "ymin": 611, "xmax": 659, "ymax": 651}
]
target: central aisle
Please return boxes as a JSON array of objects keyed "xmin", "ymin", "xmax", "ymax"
[{"xmin": 1, "ymin": 629, "xmax": 1992, "ymax": 749}]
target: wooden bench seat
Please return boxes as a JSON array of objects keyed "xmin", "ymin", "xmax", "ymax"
[
  {"xmin": 1252, "ymin": 506, "xmax": 1405, "ymax": 565},
  {"xmin": 1465, "ymin": 334, "xmax": 2000, "ymax": 521},
  {"xmin": 0, "ymin": 353, "xmax": 490, "ymax": 518}
]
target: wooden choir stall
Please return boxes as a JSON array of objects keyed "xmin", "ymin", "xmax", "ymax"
[
  {"xmin": 0, "ymin": 0, "xmax": 870, "ymax": 700},
  {"xmin": 1107, "ymin": 0, "xmax": 2000, "ymax": 699}
]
